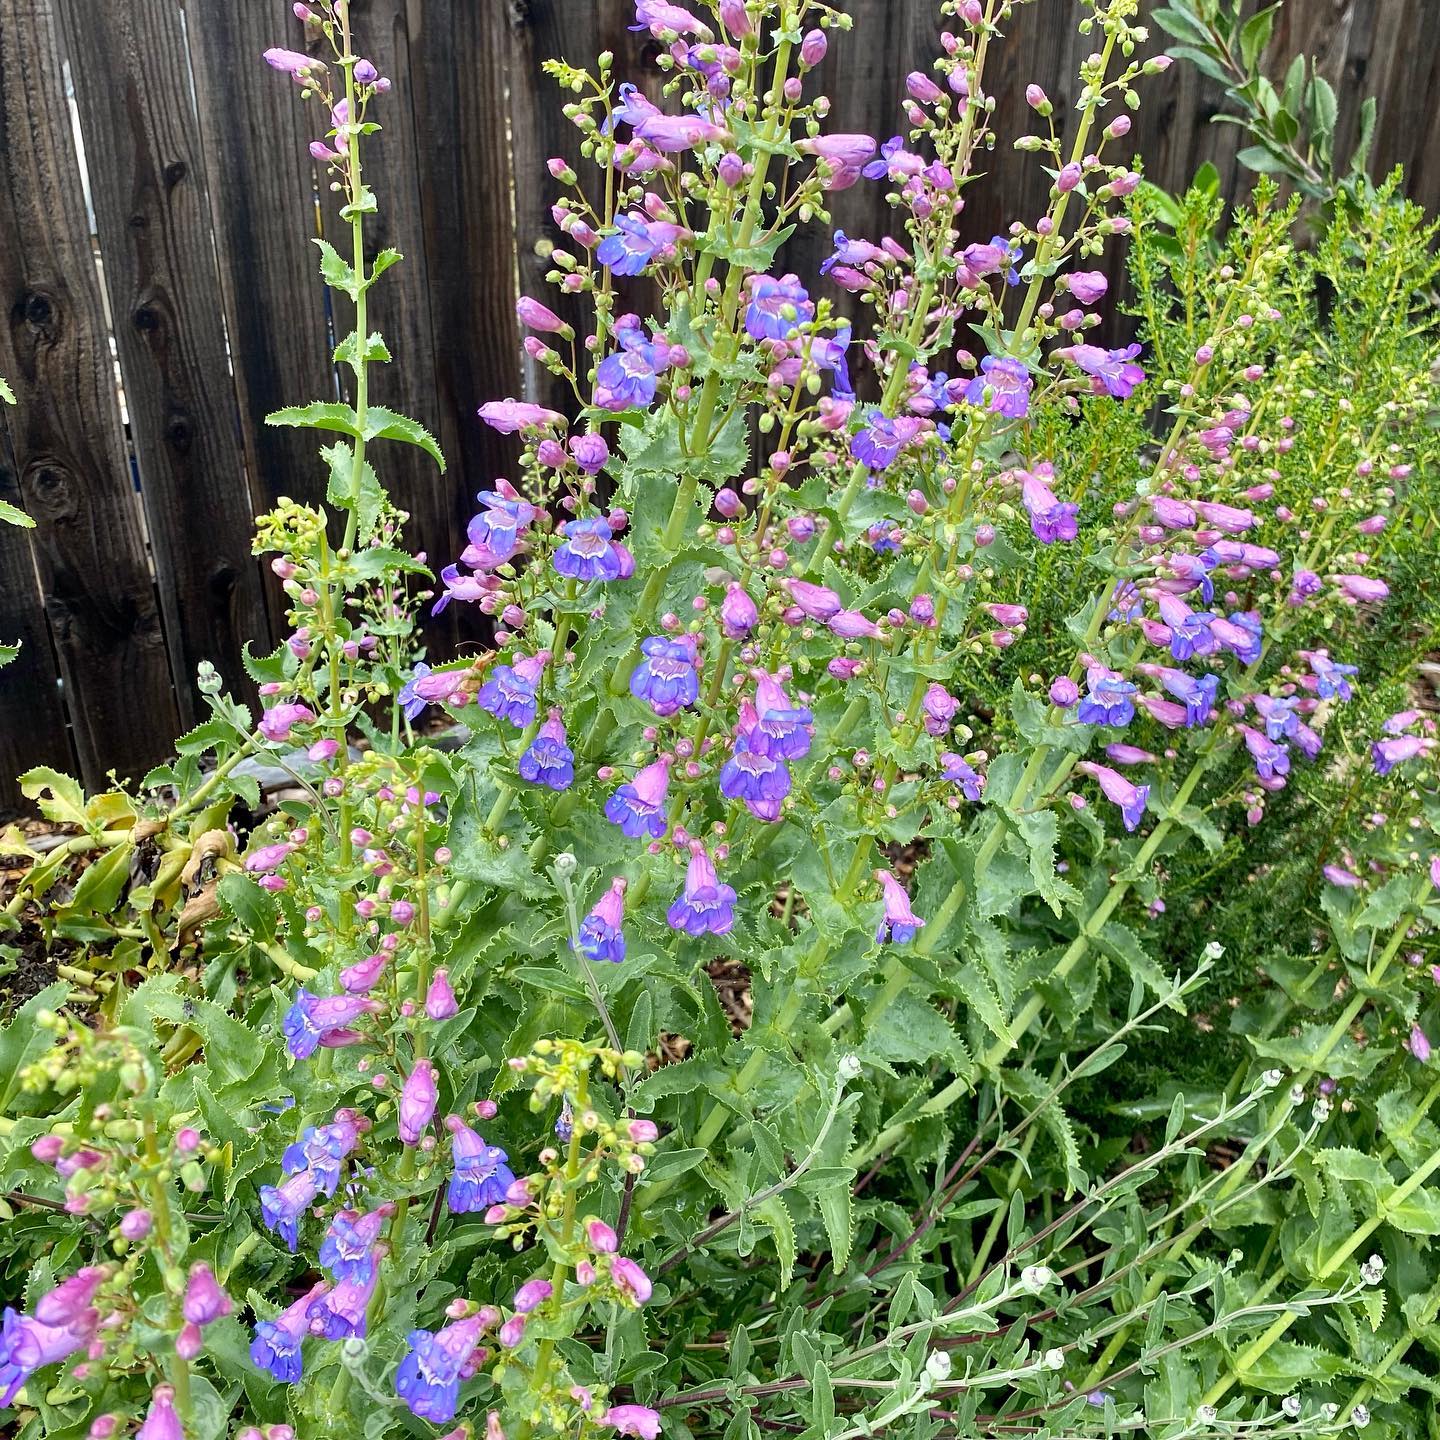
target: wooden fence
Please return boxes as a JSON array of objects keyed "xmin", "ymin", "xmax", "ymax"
[{"xmin": 0, "ymin": 0, "xmax": 1435, "ymax": 811}]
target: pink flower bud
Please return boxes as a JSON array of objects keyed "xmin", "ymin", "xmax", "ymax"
[{"xmin": 800, "ymin": 28, "xmax": 828, "ymax": 66}]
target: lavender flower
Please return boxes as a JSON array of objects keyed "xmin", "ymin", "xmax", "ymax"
[
  {"xmin": 250, "ymin": 1282, "xmax": 329, "ymax": 1383},
  {"xmin": 478, "ymin": 652, "xmax": 548, "ymax": 728},
  {"xmin": 596, "ymin": 213, "xmax": 688, "ymax": 275},
  {"xmin": 1305, "ymin": 651, "xmax": 1358, "ymax": 701},
  {"xmin": 1077, "ymin": 668, "xmax": 1137, "ymax": 728},
  {"xmin": 667, "ymin": 845, "xmax": 737, "ymax": 936},
  {"xmin": 399, "ymin": 1060, "xmax": 439, "ymax": 1146},
  {"xmin": 1373, "ymin": 734, "xmax": 1425, "ymax": 775},
  {"xmin": 280, "ymin": 1112, "xmax": 362, "ymax": 1195},
  {"xmin": 1021, "ymin": 471, "xmax": 1078, "ymax": 544},
  {"xmin": 282, "ymin": 990, "xmax": 378, "ymax": 1060},
  {"xmin": 309, "ymin": 1272, "xmax": 377, "ymax": 1340},
  {"xmin": 0, "ymin": 1307, "xmax": 94, "ymax": 1407},
  {"xmin": 519, "ymin": 710, "xmax": 575, "ymax": 790},
  {"xmin": 605, "ymin": 758, "xmax": 671, "ymax": 839},
  {"xmin": 876, "ymin": 869, "xmax": 924, "ymax": 944},
  {"xmin": 745, "ymin": 274, "xmax": 814, "ymax": 341},
  {"xmin": 1156, "ymin": 595, "xmax": 1217, "ymax": 661},
  {"xmin": 1077, "ymin": 762, "xmax": 1150, "ymax": 832},
  {"xmin": 962, "ymin": 356, "xmax": 1032, "ymax": 418},
  {"xmin": 748, "ymin": 672, "xmax": 813, "ymax": 760},
  {"xmin": 466, "ymin": 482, "xmax": 536, "ymax": 565},
  {"xmin": 182, "ymin": 1264, "xmax": 232, "ymax": 1328},
  {"xmin": 259, "ymin": 1170, "xmax": 321, "ymax": 1251},
  {"xmin": 1253, "ymin": 694, "xmax": 1299, "ymax": 743},
  {"xmin": 446, "ymin": 1117, "xmax": 516, "ymax": 1213},
  {"xmin": 136, "ymin": 1386, "xmax": 184, "ymax": 1440},
  {"xmin": 719, "ymin": 737, "xmax": 792, "ymax": 813},
  {"xmin": 426, "ymin": 968, "xmax": 460, "ymax": 1020},
  {"xmin": 720, "ymin": 583, "xmax": 758, "ymax": 638},
  {"xmin": 1240, "ymin": 726, "xmax": 1290, "ymax": 782},
  {"xmin": 478, "ymin": 399, "xmax": 566, "ymax": 434},
  {"xmin": 941, "ymin": 754, "xmax": 985, "ymax": 801},
  {"xmin": 1058, "ymin": 343, "xmax": 1145, "ymax": 399},
  {"xmin": 851, "ymin": 412, "xmax": 923, "ymax": 471},
  {"xmin": 319, "ymin": 1208, "xmax": 389, "ymax": 1287},
  {"xmin": 596, "ymin": 327, "xmax": 668, "ymax": 411},
  {"xmin": 630, "ymin": 636, "xmax": 700, "ymax": 716},
  {"xmin": 602, "ymin": 1406, "xmax": 663, "ymax": 1440},
  {"xmin": 577, "ymin": 878, "xmax": 628, "ymax": 963},
  {"xmin": 922, "ymin": 683, "xmax": 960, "ymax": 737},
  {"xmin": 395, "ymin": 1315, "xmax": 488, "ymax": 1423},
  {"xmin": 554, "ymin": 517, "xmax": 625, "ymax": 582}
]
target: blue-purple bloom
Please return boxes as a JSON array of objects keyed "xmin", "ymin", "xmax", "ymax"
[
  {"xmin": 282, "ymin": 990, "xmax": 377, "ymax": 1060},
  {"xmin": 1077, "ymin": 668, "xmax": 1137, "ymax": 728},
  {"xmin": 630, "ymin": 636, "xmax": 700, "ymax": 716},
  {"xmin": 850, "ymin": 412, "xmax": 923, "ymax": 471},
  {"xmin": 250, "ymin": 1282, "xmax": 329, "ymax": 1383},
  {"xmin": 395, "ymin": 1314, "xmax": 487, "ymax": 1423},
  {"xmin": 1153, "ymin": 668, "xmax": 1219, "ymax": 728},
  {"xmin": 1306, "ymin": 650, "xmax": 1358, "ymax": 702},
  {"xmin": 667, "ymin": 845, "xmax": 737, "ymax": 936},
  {"xmin": 478, "ymin": 652, "xmax": 548, "ymax": 728},
  {"xmin": 1157, "ymin": 595, "xmax": 1218, "ymax": 662},
  {"xmin": 280, "ymin": 1112, "xmax": 362, "ymax": 1196},
  {"xmin": 577, "ymin": 877, "xmax": 628, "ymax": 963},
  {"xmin": 1241, "ymin": 726, "xmax": 1290, "ymax": 782},
  {"xmin": 466, "ymin": 483, "xmax": 536, "ymax": 567},
  {"xmin": 1253, "ymin": 694, "xmax": 1299, "ymax": 742},
  {"xmin": 319, "ymin": 1208, "xmax": 389, "ymax": 1287},
  {"xmin": 1058, "ymin": 343, "xmax": 1146, "ymax": 399},
  {"xmin": 595, "ymin": 326, "xmax": 667, "ymax": 411},
  {"xmin": 749, "ymin": 673, "xmax": 813, "ymax": 760},
  {"xmin": 962, "ymin": 356, "xmax": 1032, "ymax": 418},
  {"xmin": 596, "ymin": 212, "xmax": 684, "ymax": 275},
  {"xmin": 745, "ymin": 274, "xmax": 814, "ymax": 341},
  {"xmin": 1021, "ymin": 470, "xmax": 1079, "ymax": 544},
  {"xmin": 1373, "ymin": 734, "xmax": 1425, "ymax": 775},
  {"xmin": 260, "ymin": 1170, "xmax": 321, "ymax": 1251},
  {"xmin": 876, "ymin": 869, "xmax": 924, "ymax": 944},
  {"xmin": 519, "ymin": 711, "xmax": 575, "ymax": 791},
  {"xmin": 1213, "ymin": 610, "xmax": 1263, "ymax": 666},
  {"xmin": 604, "ymin": 758, "xmax": 671, "ymax": 839},
  {"xmin": 0, "ymin": 1307, "xmax": 93, "ymax": 1407},
  {"xmin": 719, "ymin": 736, "xmax": 792, "ymax": 809},
  {"xmin": 446, "ymin": 1117, "xmax": 517, "ymax": 1213},
  {"xmin": 821, "ymin": 230, "xmax": 884, "ymax": 275},
  {"xmin": 309, "ymin": 1272, "xmax": 377, "ymax": 1340},
  {"xmin": 1079, "ymin": 762, "xmax": 1150, "ymax": 832},
  {"xmin": 940, "ymin": 753, "xmax": 985, "ymax": 801},
  {"xmin": 554, "ymin": 517, "xmax": 625, "ymax": 582}
]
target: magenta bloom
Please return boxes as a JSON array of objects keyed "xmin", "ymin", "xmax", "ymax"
[
  {"xmin": 263, "ymin": 48, "xmax": 324, "ymax": 79},
  {"xmin": 720, "ymin": 583, "xmax": 758, "ymax": 638},
  {"xmin": 922, "ymin": 683, "xmax": 960, "ymax": 736},
  {"xmin": 0, "ymin": 1307, "xmax": 94, "ymax": 1406},
  {"xmin": 250, "ymin": 1281, "xmax": 328, "ymax": 1383},
  {"xmin": 1066, "ymin": 270, "xmax": 1108, "ymax": 305},
  {"xmin": 478, "ymin": 399, "xmax": 566, "ymax": 434},
  {"xmin": 182, "ymin": 1264, "xmax": 232, "ymax": 1328},
  {"xmin": 136, "ymin": 1385, "xmax": 184, "ymax": 1440},
  {"xmin": 1373, "ymin": 734, "xmax": 1425, "ymax": 775},
  {"xmin": 963, "ymin": 356, "xmax": 1031, "ymax": 418},
  {"xmin": 787, "ymin": 579, "xmax": 843, "ymax": 621},
  {"xmin": 1334, "ymin": 574, "xmax": 1390, "ymax": 604},
  {"xmin": 514, "ymin": 1279, "xmax": 554, "ymax": 1314},
  {"xmin": 1077, "ymin": 761, "xmax": 1149, "ymax": 832},
  {"xmin": 1410, "ymin": 1025, "xmax": 1432, "ymax": 1063},
  {"xmin": 876, "ymin": 869, "xmax": 924, "ymax": 945},
  {"xmin": 426, "ymin": 968, "xmax": 460, "ymax": 1021},
  {"xmin": 1022, "ymin": 472, "xmax": 1078, "ymax": 545},
  {"xmin": 399, "ymin": 1059, "xmax": 439, "ymax": 1146},
  {"xmin": 282, "ymin": 989, "xmax": 378, "ymax": 1060},
  {"xmin": 34, "ymin": 1268, "xmax": 105, "ymax": 1329},
  {"xmin": 259, "ymin": 701, "xmax": 315, "ymax": 744},
  {"xmin": 801, "ymin": 134, "xmax": 878, "ymax": 189},
  {"xmin": 630, "ymin": 0, "xmax": 710, "ymax": 39},
  {"xmin": 1058, "ymin": 343, "xmax": 1145, "ymax": 398},
  {"xmin": 611, "ymin": 1257, "xmax": 653, "ymax": 1306},
  {"xmin": 603, "ymin": 1406, "xmax": 664, "ymax": 1440}
]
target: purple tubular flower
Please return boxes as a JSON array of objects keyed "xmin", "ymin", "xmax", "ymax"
[
  {"xmin": 319, "ymin": 1208, "xmax": 389, "ymax": 1287},
  {"xmin": 478, "ymin": 399, "xmax": 566, "ymax": 434},
  {"xmin": 445, "ymin": 1117, "xmax": 516, "ymax": 1213},
  {"xmin": 281, "ymin": 1113, "xmax": 362, "ymax": 1195},
  {"xmin": 595, "ymin": 327, "xmax": 665, "ymax": 411},
  {"xmin": 876, "ymin": 869, "xmax": 925, "ymax": 944},
  {"xmin": 1295, "ymin": 721, "xmax": 1323, "ymax": 760},
  {"xmin": 612, "ymin": 1257, "xmax": 653, "ymax": 1306},
  {"xmin": 787, "ymin": 580, "xmax": 842, "ymax": 621},
  {"xmin": 249, "ymin": 1282, "xmax": 329, "ymax": 1384},
  {"xmin": 745, "ymin": 274, "xmax": 814, "ymax": 341},
  {"xmin": 571, "ymin": 433, "xmax": 611, "ymax": 474},
  {"xmin": 749, "ymin": 672, "xmax": 813, "ymax": 759},
  {"xmin": 1410, "ymin": 1025, "xmax": 1432, "ymax": 1063},
  {"xmin": 1335, "ymin": 574, "xmax": 1390, "ymax": 604},
  {"xmin": 426, "ymin": 968, "xmax": 460, "ymax": 1021},
  {"xmin": 1305, "ymin": 650, "xmax": 1358, "ymax": 701},
  {"xmin": 801, "ymin": 133, "xmax": 878, "ymax": 190},
  {"xmin": 630, "ymin": 636, "xmax": 700, "ymax": 716},
  {"xmin": 514, "ymin": 1279, "xmax": 553, "ymax": 1314},
  {"xmin": 667, "ymin": 846, "xmax": 737, "ymax": 937},
  {"xmin": 605, "ymin": 757, "xmax": 671, "ymax": 839},
  {"xmin": 1151, "ymin": 668, "xmax": 1219, "ymax": 727},
  {"xmin": 719, "ymin": 737, "xmax": 792, "ymax": 811},
  {"xmin": 1066, "ymin": 270, "xmax": 1108, "ymax": 305},
  {"xmin": 1076, "ymin": 668, "xmax": 1137, "ymax": 728},
  {"xmin": 467, "ymin": 484, "xmax": 536, "ymax": 566},
  {"xmin": 182, "ymin": 1265, "xmax": 232, "ymax": 1328},
  {"xmin": 1106, "ymin": 744, "xmax": 1155, "ymax": 766},
  {"xmin": 1022, "ymin": 472, "xmax": 1079, "ymax": 545},
  {"xmin": 850, "ymin": 412, "xmax": 923, "ymax": 471},
  {"xmin": 0, "ymin": 1307, "xmax": 94, "ymax": 1407},
  {"xmin": 720, "ymin": 583, "xmax": 758, "ymax": 638},
  {"xmin": 554, "ymin": 517, "xmax": 624, "ymax": 582},
  {"xmin": 1078, "ymin": 762, "xmax": 1150, "ymax": 832},
  {"xmin": 962, "ymin": 356, "xmax": 1032, "ymax": 418},
  {"xmin": 518, "ymin": 710, "xmax": 575, "ymax": 791},
  {"xmin": 1156, "ymin": 595, "xmax": 1217, "ymax": 661},
  {"xmin": 399, "ymin": 1060, "xmax": 439, "ymax": 1146},
  {"xmin": 136, "ymin": 1386, "xmax": 184, "ymax": 1440},
  {"xmin": 1049, "ymin": 676, "xmax": 1080, "ymax": 708},
  {"xmin": 259, "ymin": 1170, "xmax": 321, "ymax": 1251},
  {"xmin": 577, "ymin": 878, "xmax": 628, "ymax": 963},
  {"xmin": 1058, "ymin": 343, "xmax": 1146, "ymax": 398},
  {"xmin": 1212, "ymin": 611, "xmax": 1262, "ymax": 666},
  {"xmin": 309, "ymin": 1271, "xmax": 377, "ymax": 1340},
  {"xmin": 1240, "ymin": 726, "xmax": 1290, "ymax": 781},
  {"xmin": 922, "ymin": 683, "xmax": 960, "ymax": 737},
  {"xmin": 263, "ymin": 48, "xmax": 324, "ymax": 79},
  {"xmin": 1373, "ymin": 734, "xmax": 1424, "ymax": 775},
  {"xmin": 821, "ymin": 230, "xmax": 885, "ymax": 275},
  {"xmin": 259, "ymin": 701, "xmax": 315, "ymax": 744},
  {"xmin": 395, "ymin": 1315, "xmax": 488, "ymax": 1423},
  {"xmin": 34, "ymin": 1268, "xmax": 105, "ymax": 1329},
  {"xmin": 432, "ymin": 564, "xmax": 495, "ymax": 615},
  {"xmin": 282, "ymin": 989, "xmax": 378, "ymax": 1060},
  {"xmin": 1253, "ymin": 694, "xmax": 1299, "ymax": 743},
  {"xmin": 597, "ymin": 213, "xmax": 675, "ymax": 275},
  {"xmin": 479, "ymin": 652, "xmax": 548, "ymax": 728},
  {"xmin": 940, "ymin": 753, "xmax": 984, "ymax": 801}
]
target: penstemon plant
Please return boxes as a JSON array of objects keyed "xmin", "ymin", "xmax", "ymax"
[{"xmin": 2, "ymin": 1, "xmax": 1439, "ymax": 1438}]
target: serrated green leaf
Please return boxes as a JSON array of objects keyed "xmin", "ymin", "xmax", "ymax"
[
  {"xmin": 0, "ymin": 496, "xmax": 33, "ymax": 527},
  {"xmin": 362, "ymin": 406, "xmax": 445, "ymax": 471}
]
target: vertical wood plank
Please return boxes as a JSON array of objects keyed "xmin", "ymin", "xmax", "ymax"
[
  {"xmin": 54, "ymin": 0, "xmax": 271, "ymax": 724},
  {"xmin": 183, "ymin": 0, "xmax": 334, "ymax": 643},
  {"xmin": 313, "ymin": 0, "xmax": 462, "ymax": 651},
  {"xmin": 0, "ymin": 434, "xmax": 73, "ymax": 812},
  {"xmin": 405, "ymin": 0, "xmax": 524, "ymax": 555},
  {"xmin": 0, "ymin": 0, "xmax": 179, "ymax": 790}
]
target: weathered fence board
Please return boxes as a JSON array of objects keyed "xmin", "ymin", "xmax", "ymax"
[
  {"xmin": 0, "ymin": 0, "xmax": 179, "ymax": 795},
  {"xmin": 0, "ymin": 0, "xmax": 1436, "ymax": 811},
  {"xmin": 54, "ymin": 0, "xmax": 272, "ymax": 722}
]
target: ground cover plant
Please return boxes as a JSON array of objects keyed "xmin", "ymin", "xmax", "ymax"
[{"xmin": 1, "ymin": 1, "xmax": 1439, "ymax": 1438}]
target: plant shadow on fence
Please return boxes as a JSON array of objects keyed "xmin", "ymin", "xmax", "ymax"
[{"xmin": 0, "ymin": 0, "xmax": 1435, "ymax": 812}]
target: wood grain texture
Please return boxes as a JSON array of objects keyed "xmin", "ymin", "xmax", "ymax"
[
  {"xmin": 184, "ymin": 0, "xmax": 335, "ymax": 642},
  {"xmin": 55, "ymin": 0, "xmax": 271, "ymax": 723},
  {"xmin": 0, "ymin": 0, "xmax": 179, "ymax": 790},
  {"xmin": 0, "ymin": 428, "xmax": 73, "ymax": 814}
]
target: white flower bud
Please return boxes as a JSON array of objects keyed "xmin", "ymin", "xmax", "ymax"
[
  {"xmin": 1352, "ymin": 1404, "xmax": 1370, "ymax": 1428},
  {"xmin": 1360, "ymin": 1254, "xmax": 1385, "ymax": 1285},
  {"xmin": 1020, "ymin": 1265, "xmax": 1056, "ymax": 1292},
  {"xmin": 1260, "ymin": 1068, "xmax": 1284, "ymax": 1090},
  {"xmin": 1201, "ymin": 940, "xmax": 1224, "ymax": 961},
  {"xmin": 1282, "ymin": 1395, "xmax": 1301, "ymax": 1418},
  {"xmin": 1289, "ymin": 1082, "xmax": 1306, "ymax": 1107},
  {"xmin": 1196, "ymin": 1405, "xmax": 1217, "ymax": 1424},
  {"xmin": 838, "ymin": 1053, "xmax": 862, "ymax": 1082},
  {"xmin": 925, "ymin": 1349, "xmax": 952, "ymax": 1382},
  {"xmin": 1044, "ymin": 1348, "xmax": 1064, "ymax": 1371},
  {"xmin": 553, "ymin": 851, "xmax": 578, "ymax": 880}
]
